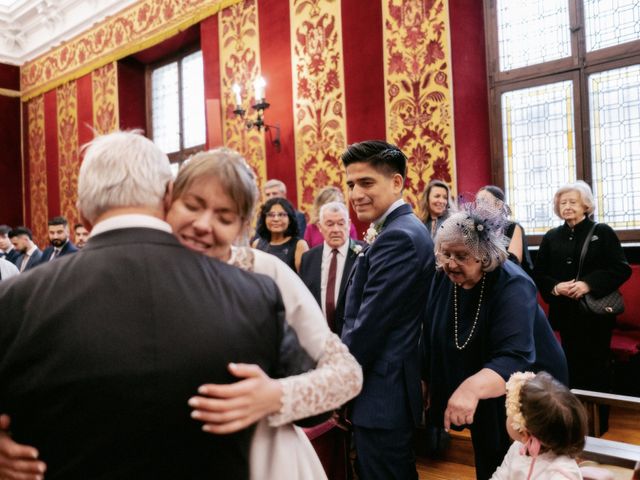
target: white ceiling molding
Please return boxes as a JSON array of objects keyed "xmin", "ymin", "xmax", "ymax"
[{"xmin": 0, "ymin": 0, "xmax": 138, "ymax": 66}]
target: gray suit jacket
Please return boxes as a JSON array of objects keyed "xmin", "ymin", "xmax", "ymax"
[{"xmin": 0, "ymin": 227, "xmax": 286, "ymax": 480}]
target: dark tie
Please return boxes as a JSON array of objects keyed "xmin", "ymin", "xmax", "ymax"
[{"xmin": 325, "ymin": 248, "xmax": 338, "ymax": 332}]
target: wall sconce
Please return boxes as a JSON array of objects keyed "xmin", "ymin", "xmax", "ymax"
[{"xmin": 233, "ymin": 76, "xmax": 281, "ymax": 151}]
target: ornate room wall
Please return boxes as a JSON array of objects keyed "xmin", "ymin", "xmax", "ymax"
[{"xmin": 16, "ymin": 0, "xmax": 490, "ymax": 246}]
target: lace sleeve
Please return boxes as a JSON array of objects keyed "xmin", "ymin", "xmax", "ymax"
[{"xmin": 267, "ymin": 333, "xmax": 362, "ymax": 427}]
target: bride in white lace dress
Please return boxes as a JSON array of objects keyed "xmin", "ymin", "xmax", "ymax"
[
  {"xmin": 167, "ymin": 148, "xmax": 362, "ymax": 479},
  {"xmin": 0, "ymin": 148, "xmax": 362, "ymax": 480}
]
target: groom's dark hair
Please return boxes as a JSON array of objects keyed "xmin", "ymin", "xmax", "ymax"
[{"xmin": 341, "ymin": 140, "xmax": 407, "ymax": 179}]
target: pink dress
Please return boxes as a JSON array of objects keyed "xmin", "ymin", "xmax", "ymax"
[{"xmin": 304, "ymin": 223, "xmax": 359, "ymax": 248}]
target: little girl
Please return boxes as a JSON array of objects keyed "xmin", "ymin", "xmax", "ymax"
[{"xmin": 491, "ymin": 371, "xmax": 587, "ymax": 479}]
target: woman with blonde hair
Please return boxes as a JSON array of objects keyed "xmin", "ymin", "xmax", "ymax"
[{"xmin": 304, "ymin": 186, "xmax": 358, "ymax": 248}]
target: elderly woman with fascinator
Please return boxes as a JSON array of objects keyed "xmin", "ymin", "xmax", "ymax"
[{"xmin": 422, "ymin": 203, "xmax": 568, "ymax": 480}]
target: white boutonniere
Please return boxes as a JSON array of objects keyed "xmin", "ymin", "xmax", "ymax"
[
  {"xmin": 350, "ymin": 242, "xmax": 363, "ymax": 255},
  {"xmin": 363, "ymin": 222, "xmax": 383, "ymax": 245}
]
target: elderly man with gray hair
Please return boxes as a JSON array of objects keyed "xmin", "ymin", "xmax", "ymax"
[
  {"xmin": 0, "ymin": 131, "xmax": 288, "ymax": 479},
  {"xmin": 299, "ymin": 201, "xmax": 363, "ymax": 334}
]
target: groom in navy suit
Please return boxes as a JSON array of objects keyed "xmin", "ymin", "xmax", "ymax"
[{"xmin": 341, "ymin": 141, "xmax": 434, "ymax": 479}]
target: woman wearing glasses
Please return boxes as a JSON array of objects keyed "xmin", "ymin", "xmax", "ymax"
[
  {"xmin": 422, "ymin": 203, "xmax": 567, "ymax": 480},
  {"xmin": 252, "ymin": 198, "xmax": 309, "ymax": 271}
]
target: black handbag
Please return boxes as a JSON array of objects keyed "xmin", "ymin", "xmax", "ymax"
[{"xmin": 576, "ymin": 222, "xmax": 625, "ymax": 316}]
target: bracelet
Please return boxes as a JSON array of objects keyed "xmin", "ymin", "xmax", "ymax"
[{"xmin": 552, "ymin": 285, "xmax": 559, "ymax": 296}]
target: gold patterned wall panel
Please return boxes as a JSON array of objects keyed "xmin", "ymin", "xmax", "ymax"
[
  {"xmin": 21, "ymin": 0, "xmax": 243, "ymax": 100},
  {"xmin": 383, "ymin": 0, "xmax": 457, "ymax": 208},
  {"xmin": 219, "ymin": 0, "xmax": 267, "ymax": 190},
  {"xmin": 290, "ymin": 0, "xmax": 348, "ymax": 214},
  {"xmin": 92, "ymin": 62, "xmax": 119, "ymax": 135},
  {"xmin": 57, "ymin": 81, "xmax": 80, "ymax": 229},
  {"xmin": 27, "ymin": 96, "xmax": 48, "ymax": 246}
]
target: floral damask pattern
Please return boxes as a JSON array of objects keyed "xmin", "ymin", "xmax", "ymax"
[
  {"xmin": 27, "ymin": 96, "xmax": 48, "ymax": 247},
  {"xmin": 290, "ymin": 0, "xmax": 348, "ymax": 214},
  {"xmin": 219, "ymin": 0, "xmax": 267, "ymax": 190},
  {"xmin": 384, "ymin": 0, "xmax": 456, "ymax": 208},
  {"xmin": 92, "ymin": 62, "xmax": 119, "ymax": 135},
  {"xmin": 21, "ymin": 0, "xmax": 240, "ymax": 100},
  {"xmin": 57, "ymin": 81, "xmax": 80, "ymax": 229}
]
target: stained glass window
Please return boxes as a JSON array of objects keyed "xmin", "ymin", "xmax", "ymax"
[
  {"xmin": 497, "ymin": 0, "xmax": 571, "ymax": 71},
  {"xmin": 502, "ymin": 81, "xmax": 577, "ymax": 233},
  {"xmin": 589, "ymin": 64, "xmax": 640, "ymax": 229},
  {"xmin": 585, "ymin": 0, "xmax": 640, "ymax": 52}
]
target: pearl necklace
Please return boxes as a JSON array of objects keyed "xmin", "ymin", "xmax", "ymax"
[{"xmin": 453, "ymin": 273, "xmax": 486, "ymax": 350}]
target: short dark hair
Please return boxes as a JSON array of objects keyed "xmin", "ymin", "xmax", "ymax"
[
  {"xmin": 48, "ymin": 216, "xmax": 68, "ymax": 227},
  {"xmin": 341, "ymin": 140, "xmax": 407, "ymax": 179},
  {"xmin": 255, "ymin": 197, "xmax": 299, "ymax": 241},
  {"xmin": 479, "ymin": 185, "xmax": 505, "ymax": 203},
  {"xmin": 0, "ymin": 224, "xmax": 11, "ymax": 236},
  {"xmin": 9, "ymin": 226, "xmax": 33, "ymax": 240},
  {"xmin": 74, "ymin": 223, "xmax": 84, "ymax": 230},
  {"xmin": 520, "ymin": 372, "xmax": 587, "ymax": 458}
]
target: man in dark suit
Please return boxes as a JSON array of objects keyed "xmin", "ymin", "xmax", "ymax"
[
  {"xmin": 8, "ymin": 227, "xmax": 42, "ymax": 272},
  {"xmin": 340, "ymin": 141, "xmax": 434, "ymax": 479},
  {"xmin": 0, "ymin": 131, "xmax": 287, "ymax": 479},
  {"xmin": 0, "ymin": 225, "xmax": 22, "ymax": 267},
  {"xmin": 299, "ymin": 201, "xmax": 362, "ymax": 335},
  {"xmin": 39, "ymin": 216, "xmax": 78, "ymax": 263}
]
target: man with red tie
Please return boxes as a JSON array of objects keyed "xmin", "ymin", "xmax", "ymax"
[{"xmin": 299, "ymin": 201, "xmax": 362, "ymax": 335}]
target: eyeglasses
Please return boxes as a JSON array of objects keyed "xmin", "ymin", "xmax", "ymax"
[
  {"xmin": 266, "ymin": 212, "xmax": 288, "ymax": 219},
  {"xmin": 435, "ymin": 251, "xmax": 475, "ymax": 266}
]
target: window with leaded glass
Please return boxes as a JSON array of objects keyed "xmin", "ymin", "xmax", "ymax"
[
  {"xmin": 148, "ymin": 49, "xmax": 205, "ymax": 168},
  {"xmin": 486, "ymin": 0, "xmax": 640, "ymax": 242}
]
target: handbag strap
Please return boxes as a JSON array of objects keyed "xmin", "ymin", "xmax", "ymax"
[{"xmin": 576, "ymin": 222, "xmax": 598, "ymax": 282}]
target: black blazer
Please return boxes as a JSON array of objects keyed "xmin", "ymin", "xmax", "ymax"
[
  {"xmin": 39, "ymin": 241, "xmax": 79, "ymax": 263},
  {"xmin": 2, "ymin": 249, "xmax": 23, "ymax": 267},
  {"xmin": 20, "ymin": 248, "xmax": 42, "ymax": 271},
  {"xmin": 299, "ymin": 240, "xmax": 361, "ymax": 335},
  {"xmin": 0, "ymin": 227, "xmax": 286, "ymax": 480}
]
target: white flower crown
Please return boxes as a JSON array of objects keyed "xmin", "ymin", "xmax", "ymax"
[{"xmin": 505, "ymin": 371, "xmax": 536, "ymax": 433}]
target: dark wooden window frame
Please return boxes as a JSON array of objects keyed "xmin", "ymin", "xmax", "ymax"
[
  {"xmin": 145, "ymin": 45, "xmax": 205, "ymax": 165},
  {"xmin": 484, "ymin": 0, "xmax": 640, "ymax": 244}
]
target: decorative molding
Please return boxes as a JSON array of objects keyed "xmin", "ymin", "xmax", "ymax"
[
  {"xmin": 290, "ymin": 0, "xmax": 348, "ymax": 215},
  {"xmin": 0, "ymin": 86, "xmax": 20, "ymax": 97},
  {"xmin": 219, "ymin": 0, "xmax": 267, "ymax": 191},
  {"xmin": 20, "ymin": 0, "xmax": 242, "ymax": 101},
  {"xmin": 383, "ymin": 0, "xmax": 457, "ymax": 208}
]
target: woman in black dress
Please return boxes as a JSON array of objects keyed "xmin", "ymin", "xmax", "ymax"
[
  {"xmin": 252, "ymin": 197, "xmax": 308, "ymax": 271},
  {"xmin": 533, "ymin": 181, "xmax": 631, "ymax": 392},
  {"xmin": 423, "ymin": 203, "xmax": 567, "ymax": 480}
]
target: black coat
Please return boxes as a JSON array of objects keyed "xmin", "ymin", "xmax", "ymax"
[
  {"xmin": 0, "ymin": 227, "xmax": 286, "ymax": 480},
  {"xmin": 534, "ymin": 218, "xmax": 631, "ymax": 330}
]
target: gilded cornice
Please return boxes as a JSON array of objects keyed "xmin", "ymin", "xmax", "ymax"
[{"xmin": 20, "ymin": 0, "xmax": 242, "ymax": 101}]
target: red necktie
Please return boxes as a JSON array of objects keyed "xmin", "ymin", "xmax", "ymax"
[{"xmin": 325, "ymin": 249, "xmax": 338, "ymax": 332}]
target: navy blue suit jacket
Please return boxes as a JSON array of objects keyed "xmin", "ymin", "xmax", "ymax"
[
  {"xmin": 298, "ymin": 240, "xmax": 362, "ymax": 335},
  {"xmin": 341, "ymin": 203, "xmax": 434, "ymax": 429},
  {"xmin": 40, "ymin": 241, "xmax": 78, "ymax": 263},
  {"xmin": 20, "ymin": 248, "xmax": 42, "ymax": 272}
]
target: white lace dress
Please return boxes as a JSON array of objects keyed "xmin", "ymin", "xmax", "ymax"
[{"xmin": 229, "ymin": 247, "xmax": 363, "ymax": 480}]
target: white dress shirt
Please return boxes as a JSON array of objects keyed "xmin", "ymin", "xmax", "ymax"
[
  {"xmin": 320, "ymin": 240, "xmax": 350, "ymax": 317},
  {"xmin": 90, "ymin": 214, "xmax": 172, "ymax": 237}
]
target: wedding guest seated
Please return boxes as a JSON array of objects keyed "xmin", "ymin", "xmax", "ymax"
[
  {"xmin": 423, "ymin": 203, "xmax": 568, "ymax": 480},
  {"xmin": 304, "ymin": 186, "xmax": 358, "ymax": 248},
  {"xmin": 252, "ymin": 197, "xmax": 309, "ymax": 271},
  {"xmin": 0, "ymin": 257, "xmax": 18, "ymax": 281}
]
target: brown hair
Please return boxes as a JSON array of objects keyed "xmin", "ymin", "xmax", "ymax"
[
  {"xmin": 419, "ymin": 179, "xmax": 454, "ymax": 223},
  {"xmin": 310, "ymin": 186, "xmax": 344, "ymax": 224},
  {"xmin": 172, "ymin": 148, "xmax": 258, "ymax": 222},
  {"xmin": 519, "ymin": 372, "xmax": 587, "ymax": 458}
]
